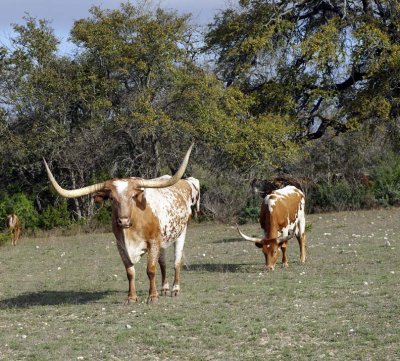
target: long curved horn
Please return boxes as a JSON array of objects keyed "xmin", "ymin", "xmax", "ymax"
[
  {"xmin": 137, "ymin": 143, "xmax": 194, "ymax": 188},
  {"xmin": 43, "ymin": 159, "xmax": 106, "ymax": 198},
  {"xmin": 236, "ymin": 224, "xmax": 263, "ymax": 243}
]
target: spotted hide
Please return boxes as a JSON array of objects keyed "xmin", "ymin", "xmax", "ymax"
[{"xmin": 238, "ymin": 185, "xmax": 306, "ymax": 270}]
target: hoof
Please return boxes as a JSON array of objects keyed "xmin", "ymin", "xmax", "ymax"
[
  {"xmin": 124, "ymin": 297, "xmax": 138, "ymax": 305},
  {"xmin": 171, "ymin": 290, "xmax": 180, "ymax": 297},
  {"xmin": 147, "ymin": 295, "xmax": 159, "ymax": 305},
  {"xmin": 282, "ymin": 263, "xmax": 289, "ymax": 268},
  {"xmin": 171, "ymin": 286, "xmax": 180, "ymax": 297},
  {"xmin": 161, "ymin": 282, "xmax": 170, "ymax": 296}
]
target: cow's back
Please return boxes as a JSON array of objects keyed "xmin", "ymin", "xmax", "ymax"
[{"xmin": 260, "ymin": 186, "xmax": 304, "ymax": 238}]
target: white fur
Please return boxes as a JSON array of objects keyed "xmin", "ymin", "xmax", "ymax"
[
  {"xmin": 113, "ymin": 180, "xmax": 128, "ymax": 195},
  {"xmin": 122, "ymin": 229, "xmax": 147, "ymax": 264},
  {"xmin": 174, "ymin": 226, "xmax": 187, "ymax": 267},
  {"xmin": 144, "ymin": 187, "xmax": 190, "ymax": 247}
]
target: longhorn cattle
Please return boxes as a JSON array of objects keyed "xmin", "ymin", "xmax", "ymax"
[
  {"xmin": 237, "ymin": 185, "xmax": 306, "ymax": 270},
  {"xmin": 6, "ymin": 213, "xmax": 21, "ymax": 246},
  {"xmin": 44, "ymin": 145, "xmax": 198, "ymax": 304}
]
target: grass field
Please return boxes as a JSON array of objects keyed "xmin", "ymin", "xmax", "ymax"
[{"xmin": 0, "ymin": 208, "xmax": 399, "ymax": 360}]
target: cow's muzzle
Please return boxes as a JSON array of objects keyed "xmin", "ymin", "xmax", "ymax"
[
  {"xmin": 265, "ymin": 265, "xmax": 275, "ymax": 271},
  {"xmin": 117, "ymin": 217, "xmax": 132, "ymax": 228}
]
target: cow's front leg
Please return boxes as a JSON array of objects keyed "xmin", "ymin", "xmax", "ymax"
[
  {"xmin": 159, "ymin": 248, "xmax": 170, "ymax": 296},
  {"xmin": 281, "ymin": 242, "xmax": 289, "ymax": 268},
  {"xmin": 172, "ymin": 227, "xmax": 187, "ymax": 297},
  {"xmin": 147, "ymin": 243, "xmax": 160, "ymax": 304},
  {"xmin": 125, "ymin": 266, "xmax": 137, "ymax": 304}
]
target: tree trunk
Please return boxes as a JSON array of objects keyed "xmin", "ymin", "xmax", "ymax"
[{"xmin": 70, "ymin": 169, "xmax": 82, "ymax": 219}]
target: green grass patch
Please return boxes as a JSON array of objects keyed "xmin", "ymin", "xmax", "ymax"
[{"xmin": 0, "ymin": 209, "xmax": 400, "ymax": 360}]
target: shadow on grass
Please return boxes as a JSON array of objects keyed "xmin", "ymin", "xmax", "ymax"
[
  {"xmin": 187, "ymin": 263, "xmax": 258, "ymax": 273},
  {"xmin": 212, "ymin": 237, "xmax": 245, "ymax": 244},
  {"xmin": 0, "ymin": 290, "xmax": 117, "ymax": 308}
]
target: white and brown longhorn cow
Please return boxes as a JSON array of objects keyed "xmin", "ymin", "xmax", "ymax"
[
  {"xmin": 237, "ymin": 185, "xmax": 306, "ymax": 270},
  {"xmin": 44, "ymin": 145, "xmax": 199, "ymax": 304},
  {"xmin": 6, "ymin": 213, "xmax": 22, "ymax": 246}
]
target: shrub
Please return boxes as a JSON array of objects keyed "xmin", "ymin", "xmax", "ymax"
[
  {"xmin": 307, "ymin": 180, "xmax": 374, "ymax": 213},
  {"xmin": 372, "ymin": 154, "xmax": 400, "ymax": 206},
  {"xmin": 238, "ymin": 197, "xmax": 260, "ymax": 224},
  {"xmin": 0, "ymin": 232, "xmax": 9, "ymax": 246},
  {"xmin": 92, "ymin": 203, "xmax": 112, "ymax": 226},
  {"xmin": 0, "ymin": 193, "xmax": 39, "ymax": 230},
  {"xmin": 39, "ymin": 201, "xmax": 73, "ymax": 229}
]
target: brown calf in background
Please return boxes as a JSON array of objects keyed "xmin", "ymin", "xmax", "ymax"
[{"xmin": 6, "ymin": 213, "xmax": 21, "ymax": 246}]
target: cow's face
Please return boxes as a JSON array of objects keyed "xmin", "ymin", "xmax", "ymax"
[
  {"xmin": 255, "ymin": 239, "xmax": 280, "ymax": 270},
  {"xmin": 94, "ymin": 179, "xmax": 146, "ymax": 229}
]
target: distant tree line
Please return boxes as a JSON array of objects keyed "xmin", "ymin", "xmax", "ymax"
[{"xmin": 1, "ymin": 0, "xmax": 400, "ymax": 231}]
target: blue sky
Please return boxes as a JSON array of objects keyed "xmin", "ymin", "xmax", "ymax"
[{"xmin": 0, "ymin": 0, "xmax": 231, "ymax": 54}]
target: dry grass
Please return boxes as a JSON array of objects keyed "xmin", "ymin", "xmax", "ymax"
[{"xmin": 0, "ymin": 208, "xmax": 399, "ymax": 360}]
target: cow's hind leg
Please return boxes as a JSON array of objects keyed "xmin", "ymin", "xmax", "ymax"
[
  {"xmin": 172, "ymin": 227, "xmax": 187, "ymax": 297},
  {"xmin": 159, "ymin": 248, "xmax": 170, "ymax": 296},
  {"xmin": 297, "ymin": 232, "xmax": 306, "ymax": 264},
  {"xmin": 297, "ymin": 209, "xmax": 306, "ymax": 264}
]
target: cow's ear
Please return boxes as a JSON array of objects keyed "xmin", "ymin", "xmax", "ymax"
[{"xmin": 94, "ymin": 191, "xmax": 109, "ymax": 203}]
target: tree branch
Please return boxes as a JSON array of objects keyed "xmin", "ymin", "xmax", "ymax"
[{"xmin": 333, "ymin": 70, "xmax": 366, "ymax": 91}]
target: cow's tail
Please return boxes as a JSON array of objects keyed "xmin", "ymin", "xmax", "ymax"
[{"xmin": 191, "ymin": 179, "xmax": 200, "ymax": 217}]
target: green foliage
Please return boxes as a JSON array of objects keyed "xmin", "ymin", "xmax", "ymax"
[
  {"xmin": 372, "ymin": 154, "xmax": 400, "ymax": 206},
  {"xmin": 238, "ymin": 199, "xmax": 259, "ymax": 224},
  {"xmin": 0, "ymin": 232, "xmax": 9, "ymax": 246},
  {"xmin": 92, "ymin": 202, "xmax": 112, "ymax": 226},
  {"xmin": 0, "ymin": 193, "xmax": 39, "ymax": 229},
  {"xmin": 308, "ymin": 180, "xmax": 374, "ymax": 213},
  {"xmin": 301, "ymin": 17, "xmax": 344, "ymax": 71},
  {"xmin": 38, "ymin": 201, "xmax": 72, "ymax": 230},
  {"xmin": 205, "ymin": 0, "xmax": 400, "ymax": 139}
]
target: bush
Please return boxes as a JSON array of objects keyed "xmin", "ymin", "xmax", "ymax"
[
  {"xmin": 238, "ymin": 196, "xmax": 260, "ymax": 224},
  {"xmin": 0, "ymin": 193, "xmax": 39, "ymax": 230},
  {"xmin": 307, "ymin": 180, "xmax": 374, "ymax": 213},
  {"xmin": 372, "ymin": 154, "xmax": 400, "ymax": 206},
  {"xmin": 238, "ymin": 205, "xmax": 260, "ymax": 224},
  {"xmin": 0, "ymin": 232, "xmax": 9, "ymax": 246},
  {"xmin": 38, "ymin": 201, "xmax": 73, "ymax": 229},
  {"xmin": 92, "ymin": 203, "xmax": 112, "ymax": 226}
]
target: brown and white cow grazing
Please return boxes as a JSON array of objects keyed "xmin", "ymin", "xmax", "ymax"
[
  {"xmin": 6, "ymin": 213, "xmax": 21, "ymax": 246},
  {"xmin": 237, "ymin": 185, "xmax": 306, "ymax": 270},
  {"xmin": 44, "ymin": 145, "xmax": 198, "ymax": 304}
]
